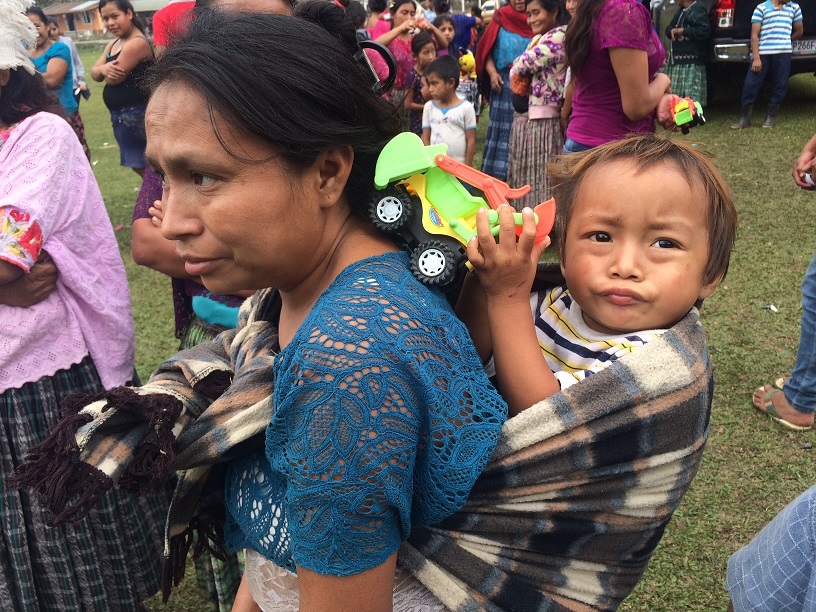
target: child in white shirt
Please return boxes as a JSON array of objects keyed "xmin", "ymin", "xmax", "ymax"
[{"xmin": 421, "ymin": 55, "xmax": 476, "ymax": 166}]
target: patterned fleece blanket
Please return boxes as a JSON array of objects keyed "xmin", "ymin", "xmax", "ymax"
[{"xmin": 14, "ymin": 266, "xmax": 713, "ymax": 611}]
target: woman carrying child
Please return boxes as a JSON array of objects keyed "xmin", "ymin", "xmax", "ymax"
[
  {"xmin": 507, "ymin": 0, "xmax": 569, "ymax": 210},
  {"xmin": 375, "ymin": 0, "xmax": 449, "ymax": 130},
  {"xmin": 16, "ymin": 5, "xmax": 507, "ymax": 610},
  {"xmin": 663, "ymin": 0, "xmax": 711, "ymax": 105}
]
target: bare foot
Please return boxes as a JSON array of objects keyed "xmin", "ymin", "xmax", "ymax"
[{"xmin": 753, "ymin": 384, "xmax": 815, "ymax": 428}]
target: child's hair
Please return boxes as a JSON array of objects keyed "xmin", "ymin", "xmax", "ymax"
[
  {"xmin": 527, "ymin": 0, "xmax": 570, "ymax": 27},
  {"xmin": 347, "ymin": 0, "xmax": 368, "ymax": 29},
  {"xmin": 97, "ymin": 0, "xmax": 147, "ymax": 34},
  {"xmin": 148, "ymin": 3, "xmax": 400, "ymax": 213},
  {"xmin": 434, "ymin": 0, "xmax": 451, "ymax": 13},
  {"xmin": 433, "ymin": 13, "xmax": 455, "ymax": 30},
  {"xmin": 471, "ymin": 4, "xmax": 481, "ymax": 17},
  {"xmin": 411, "ymin": 31, "xmax": 434, "ymax": 54},
  {"xmin": 549, "ymin": 135, "xmax": 738, "ymax": 285},
  {"xmin": 425, "ymin": 55, "xmax": 460, "ymax": 87}
]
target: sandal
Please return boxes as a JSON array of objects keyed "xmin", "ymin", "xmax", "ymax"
[{"xmin": 753, "ymin": 385, "xmax": 813, "ymax": 431}]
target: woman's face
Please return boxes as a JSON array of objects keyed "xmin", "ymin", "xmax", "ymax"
[
  {"xmin": 48, "ymin": 23, "xmax": 60, "ymax": 41},
  {"xmin": 27, "ymin": 14, "xmax": 48, "ymax": 48},
  {"xmin": 565, "ymin": 0, "xmax": 577, "ymax": 17},
  {"xmin": 101, "ymin": 3, "xmax": 134, "ymax": 37},
  {"xmin": 145, "ymin": 82, "xmax": 326, "ymax": 295},
  {"xmin": 392, "ymin": 2, "xmax": 416, "ymax": 27},
  {"xmin": 526, "ymin": 1, "xmax": 556, "ymax": 34},
  {"xmin": 511, "ymin": 0, "xmax": 527, "ymax": 12}
]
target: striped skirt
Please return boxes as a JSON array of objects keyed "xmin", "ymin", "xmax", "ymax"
[
  {"xmin": 0, "ymin": 356, "xmax": 168, "ymax": 611},
  {"xmin": 664, "ymin": 62, "xmax": 707, "ymax": 106},
  {"xmin": 507, "ymin": 113, "xmax": 564, "ymax": 211},
  {"xmin": 481, "ymin": 67, "xmax": 515, "ymax": 181}
]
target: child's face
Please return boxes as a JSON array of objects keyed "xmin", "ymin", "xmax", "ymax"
[
  {"xmin": 560, "ymin": 160, "xmax": 719, "ymax": 335},
  {"xmin": 414, "ymin": 42, "xmax": 436, "ymax": 69},
  {"xmin": 565, "ymin": 0, "xmax": 578, "ymax": 16},
  {"xmin": 438, "ymin": 21, "xmax": 455, "ymax": 45},
  {"xmin": 425, "ymin": 72, "xmax": 455, "ymax": 101}
]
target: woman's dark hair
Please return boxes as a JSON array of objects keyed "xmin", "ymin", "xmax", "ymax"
[
  {"xmin": 368, "ymin": 0, "xmax": 387, "ymax": 13},
  {"xmin": 98, "ymin": 0, "xmax": 147, "ymax": 35},
  {"xmin": 564, "ymin": 0, "xmax": 605, "ymax": 74},
  {"xmin": 147, "ymin": 4, "xmax": 400, "ymax": 212},
  {"xmin": 526, "ymin": 0, "xmax": 570, "ymax": 26},
  {"xmin": 0, "ymin": 68, "xmax": 62, "ymax": 125},
  {"xmin": 25, "ymin": 6, "xmax": 49, "ymax": 28},
  {"xmin": 411, "ymin": 30, "xmax": 434, "ymax": 54},
  {"xmin": 347, "ymin": 0, "xmax": 368, "ymax": 29}
]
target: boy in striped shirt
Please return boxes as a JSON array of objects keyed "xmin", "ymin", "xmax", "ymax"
[
  {"xmin": 456, "ymin": 136, "xmax": 738, "ymax": 418},
  {"xmin": 732, "ymin": 0, "xmax": 803, "ymax": 128}
]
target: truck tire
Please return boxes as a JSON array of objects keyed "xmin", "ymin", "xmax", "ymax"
[
  {"xmin": 410, "ymin": 240, "xmax": 460, "ymax": 288},
  {"xmin": 369, "ymin": 186, "xmax": 417, "ymax": 233}
]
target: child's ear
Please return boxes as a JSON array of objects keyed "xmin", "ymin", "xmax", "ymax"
[{"xmin": 697, "ymin": 274, "xmax": 721, "ymax": 302}]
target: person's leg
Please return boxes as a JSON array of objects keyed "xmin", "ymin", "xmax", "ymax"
[
  {"xmin": 733, "ymin": 60, "xmax": 767, "ymax": 128},
  {"xmin": 753, "ymin": 250, "xmax": 816, "ymax": 428},
  {"xmin": 763, "ymin": 53, "xmax": 791, "ymax": 127},
  {"xmin": 725, "ymin": 485, "xmax": 816, "ymax": 612},
  {"xmin": 783, "ymin": 249, "xmax": 816, "ymax": 414}
]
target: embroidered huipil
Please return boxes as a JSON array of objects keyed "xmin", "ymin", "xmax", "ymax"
[
  {"xmin": 224, "ymin": 252, "xmax": 508, "ymax": 576},
  {"xmin": 510, "ymin": 25, "xmax": 568, "ymax": 119},
  {"xmin": 0, "ymin": 113, "xmax": 135, "ymax": 392}
]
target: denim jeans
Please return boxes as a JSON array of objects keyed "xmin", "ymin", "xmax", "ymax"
[
  {"xmin": 784, "ymin": 249, "xmax": 816, "ymax": 415},
  {"xmin": 726, "ymin": 484, "xmax": 816, "ymax": 611},
  {"xmin": 562, "ymin": 137, "xmax": 593, "ymax": 155},
  {"xmin": 740, "ymin": 52, "xmax": 792, "ymax": 107}
]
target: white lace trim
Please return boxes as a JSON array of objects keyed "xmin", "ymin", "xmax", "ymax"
[{"xmin": 243, "ymin": 549, "xmax": 448, "ymax": 611}]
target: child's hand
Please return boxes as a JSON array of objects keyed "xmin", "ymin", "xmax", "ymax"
[
  {"xmin": 466, "ymin": 205, "xmax": 550, "ymax": 304},
  {"xmin": 148, "ymin": 199, "xmax": 165, "ymax": 229}
]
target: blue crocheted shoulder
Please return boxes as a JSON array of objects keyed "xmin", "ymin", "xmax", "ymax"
[{"xmin": 224, "ymin": 251, "xmax": 507, "ymax": 576}]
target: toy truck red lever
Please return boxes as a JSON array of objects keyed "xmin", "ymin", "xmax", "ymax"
[{"xmin": 433, "ymin": 154, "xmax": 555, "ymax": 244}]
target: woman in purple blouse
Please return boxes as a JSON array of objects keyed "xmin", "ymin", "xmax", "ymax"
[{"xmin": 561, "ymin": 0, "xmax": 675, "ymax": 152}]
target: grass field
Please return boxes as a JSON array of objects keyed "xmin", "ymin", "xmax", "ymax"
[{"xmin": 74, "ymin": 45, "xmax": 816, "ymax": 611}]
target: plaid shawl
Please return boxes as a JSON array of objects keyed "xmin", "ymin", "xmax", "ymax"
[{"xmin": 15, "ymin": 266, "xmax": 712, "ymax": 610}]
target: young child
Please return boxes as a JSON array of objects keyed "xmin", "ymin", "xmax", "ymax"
[
  {"xmin": 421, "ymin": 55, "xmax": 476, "ymax": 166},
  {"xmin": 731, "ymin": 0, "xmax": 802, "ymax": 128},
  {"xmin": 456, "ymin": 135, "xmax": 738, "ymax": 416},
  {"xmin": 433, "ymin": 13, "xmax": 457, "ymax": 56},
  {"xmin": 405, "ymin": 31, "xmax": 436, "ymax": 135}
]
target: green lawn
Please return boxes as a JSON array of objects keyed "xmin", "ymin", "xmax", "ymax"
[{"xmin": 76, "ymin": 45, "xmax": 816, "ymax": 611}]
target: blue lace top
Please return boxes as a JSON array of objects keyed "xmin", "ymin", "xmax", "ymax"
[{"xmin": 224, "ymin": 251, "xmax": 508, "ymax": 576}]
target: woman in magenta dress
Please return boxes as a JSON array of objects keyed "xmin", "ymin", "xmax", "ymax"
[{"xmin": 561, "ymin": 0, "xmax": 675, "ymax": 153}]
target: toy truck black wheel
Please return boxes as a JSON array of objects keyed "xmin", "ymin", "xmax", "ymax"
[
  {"xmin": 369, "ymin": 186, "xmax": 416, "ymax": 232},
  {"xmin": 410, "ymin": 240, "xmax": 459, "ymax": 288}
]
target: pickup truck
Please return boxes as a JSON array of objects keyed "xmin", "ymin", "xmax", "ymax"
[{"xmin": 652, "ymin": 0, "xmax": 816, "ymax": 96}]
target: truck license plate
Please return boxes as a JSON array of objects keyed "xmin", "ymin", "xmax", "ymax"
[{"xmin": 793, "ymin": 39, "xmax": 816, "ymax": 54}]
